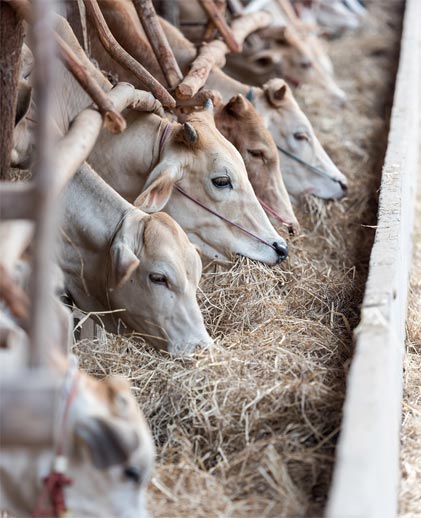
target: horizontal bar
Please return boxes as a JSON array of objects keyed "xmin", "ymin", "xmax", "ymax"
[{"xmin": 0, "ymin": 182, "xmax": 35, "ymax": 220}]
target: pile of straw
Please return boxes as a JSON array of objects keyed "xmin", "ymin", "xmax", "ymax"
[{"xmin": 74, "ymin": 1, "xmax": 404, "ymax": 515}]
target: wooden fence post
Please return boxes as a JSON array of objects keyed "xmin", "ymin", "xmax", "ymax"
[
  {"xmin": 132, "ymin": 0, "xmax": 183, "ymax": 89},
  {"xmin": 0, "ymin": 2, "xmax": 24, "ymax": 180}
]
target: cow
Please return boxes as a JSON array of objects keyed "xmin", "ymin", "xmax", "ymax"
[
  {"xmin": 15, "ymin": 18, "xmax": 289, "ymax": 266},
  {"xmin": 175, "ymin": 0, "xmax": 346, "ymax": 102},
  {"xmin": 0, "ymin": 355, "xmax": 155, "ymax": 518},
  {"xmin": 86, "ymin": 1, "xmax": 348, "ymax": 202},
  {"xmin": 61, "ymin": 163, "xmax": 213, "ymax": 355},
  {"xmin": 0, "ymin": 223, "xmax": 155, "ymax": 518},
  {"xmin": 214, "ymin": 94, "xmax": 299, "ymax": 232},
  {"xmin": 292, "ymin": 0, "xmax": 366, "ymax": 36}
]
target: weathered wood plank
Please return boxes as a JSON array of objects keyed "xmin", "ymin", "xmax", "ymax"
[
  {"xmin": 326, "ymin": 0, "xmax": 421, "ymax": 517},
  {"xmin": 0, "ymin": 2, "xmax": 24, "ymax": 180}
]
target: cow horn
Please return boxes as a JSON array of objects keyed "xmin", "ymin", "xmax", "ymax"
[
  {"xmin": 203, "ymin": 98, "xmax": 214, "ymax": 112},
  {"xmin": 183, "ymin": 122, "xmax": 198, "ymax": 143}
]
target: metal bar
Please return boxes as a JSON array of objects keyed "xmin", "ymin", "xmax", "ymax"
[{"xmin": 0, "ymin": 183, "xmax": 35, "ymax": 220}]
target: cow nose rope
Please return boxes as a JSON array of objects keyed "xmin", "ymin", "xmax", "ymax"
[
  {"xmin": 33, "ymin": 360, "xmax": 80, "ymax": 518},
  {"xmin": 245, "ymin": 88, "xmax": 342, "ymax": 184},
  {"xmin": 174, "ymin": 185, "xmax": 281, "ymax": 253},
  {"xmin": 257, "ymin": 197, "xmax": 295, "ymax": 233},
  {"xmin": 157, "ymin": 120, "xmax": 285, "ymax": 255}
]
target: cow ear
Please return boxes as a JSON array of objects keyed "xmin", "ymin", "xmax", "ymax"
[
  {"xmin": 225, "ymin": 94, "xmax": 248, "ymax": 117},
  {"xmin": 134, "ymin": 174, "xmax": 175, "ymax": 213},
  {"xmin": 109, "ymin": 242, "xmax": 140, "ymax": 288},
  {"xmin": 263, "ymin": 79, "xmax": 288, "ymax": 107},
  {"xmin": 74, "ymin": 416, "xmax": 140, "ymax": 470},
  {"xmin": 15, "ymin": 81, "xmax": 32, "ymax": 126},
  {"xmin": 134, "ymin": 163, "xmax": 181, "ymax": 213}
]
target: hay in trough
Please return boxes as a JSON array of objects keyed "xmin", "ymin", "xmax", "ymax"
[{"xmin": 74, "ymin": 1, "xmax": 404, "ymax": 515}]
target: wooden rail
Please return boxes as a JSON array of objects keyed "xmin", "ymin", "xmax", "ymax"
[{"xmin": 326, "ymin": 0, "xmax": 421, "ymax": 516}]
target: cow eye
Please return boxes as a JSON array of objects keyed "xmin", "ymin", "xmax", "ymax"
[
  {"xmin": 124, "ymin": 466, "xmax": 142, "ymax": 484},
  {"xmin": 212, "ymin": 176, "xmax": 232, "ymax": 189},
  {"xmin": 149, "ymin": 273, "xmax": 168, "ymax": 286},
  {"xmin": 300, "ymin": 61, "xmax": 312, "ymax": 70},
  {"xmin": 247, "ymin": 149, "xmax": 264, "ymax": 160},
  {"xmin": 293, "ymin": 132, "xmax": 310, "ymax": 142},
  {"xmin": 255, "ymin": 56, "xmax": 273, "ymax": 68}
]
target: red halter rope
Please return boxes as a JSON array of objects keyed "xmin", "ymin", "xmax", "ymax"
[
  {"xmin": 257, "ymin": 197, "xmax": 294, "ymax": 233},
  {"xmin": 157, "ymin": 120, "xmax": 281, "ymax": 254},
  {"xmin": 32, "ymin": 364, "xmax": 80, "ymax": 518}
]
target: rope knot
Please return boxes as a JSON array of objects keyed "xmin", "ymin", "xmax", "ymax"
[{"xmin": 33, "ymin": 470, "xmax": 72, "ymax": 518}]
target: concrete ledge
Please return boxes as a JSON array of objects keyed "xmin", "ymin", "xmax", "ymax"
[{"xmin": 326, "ymin": 0, "xmax": 421, "ymax": 517}]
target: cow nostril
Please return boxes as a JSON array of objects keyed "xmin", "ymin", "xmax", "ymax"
[
  {"xmin": 339, "ymin": 180, "xmax": 348, "ymax": 193},
  {"xmin": 273, "ymin": 241, "xmax": 288, "ymax": 262}
]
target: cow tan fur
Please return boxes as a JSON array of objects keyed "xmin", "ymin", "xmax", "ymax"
[{"xmin": 61, "ymin": 163, "xmax": 212, "ymax": 355}]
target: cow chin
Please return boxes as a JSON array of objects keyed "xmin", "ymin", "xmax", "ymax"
[
  {"xmin": 236, "ymin": 247, "xmax": 281, "ymax": 267},
  {"xmin": 186, "ymin": 233, "xmax": 284, "ymax": 267},
  {"xmin": 312, "ymin": 179, "xmax": 347, "ymax": 200},
  {"xmin": 167, "ymin": 336, "xmax": 214, "ymax": 357}
]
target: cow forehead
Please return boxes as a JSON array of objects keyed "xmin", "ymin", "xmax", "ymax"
[
  {"xmin": 144, "ymin": 214, "xmax": 200, "ymax": 272},
  {"xmin": 185, "ymin": 114, "xmax": 243, "ymax": 161}
]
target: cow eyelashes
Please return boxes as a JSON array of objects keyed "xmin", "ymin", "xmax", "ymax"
[
  {"xmin": 149, "ymin": 273, "xmax": 168, "ymax": 286},
  {"xmin": 293, "ymin": 132, "xmax": 310, "ymax": 142},
  {"xmin": 212, "ymin": 176, "xmax": 232, "ymax": 189},
  {"xmin": 247, "ymin": 149, "xmax": 265, "ymax": 160}
]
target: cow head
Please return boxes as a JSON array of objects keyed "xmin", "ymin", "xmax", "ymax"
[
  {"xmin": 135, "ymin": 103, "xmax": 289, "ymax": 265},
  {"xmin": 215, "ymin": 94, "xmax": 299, "ymax": 233},
  {"xmin": 0, "ymin": 365, "xmax": 154, "ymax": 518},
  {"xmin": 267, "ymin": 27, "xmax": 346, "ymax": 103},
  {"xmin": 252, "ymin": 79, "xmax": 347, "ymax": 201},
  {"xmin": 316, "ymin": 0, "xmax": 360, "ymax": 35},
  {"xmin": 104, "ymin": 210, "xmax": 212, "ymax": 355},
  {"xmin": 69, "ymin": 370, "xmax": 154, "ymax": 518}
]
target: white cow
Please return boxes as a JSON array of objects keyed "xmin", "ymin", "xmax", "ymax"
[{"xmin": 61, "ymin": 163, "xmax": 212, "ymax": 355}]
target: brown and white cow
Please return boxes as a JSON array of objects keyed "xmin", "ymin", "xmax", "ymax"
[{"xmin": 214, "ymin": 94, "xmax": 299, "ymax": 232}]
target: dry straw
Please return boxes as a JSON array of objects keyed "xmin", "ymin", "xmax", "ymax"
[
  {"xmin": 399, "ymin": 168, "xmax": 421, "ymax": 517},
  {"xmin": 74, "ymin": 1, "xmax": 404, "ymax": 515}
]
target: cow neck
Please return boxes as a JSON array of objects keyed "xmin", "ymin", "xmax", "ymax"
[
  {"xmin": 33, "ymin": 359, "xmax": 80, "ymax": 518},
  {"xmin": 62, "ymin": 165, "xmax": 135, "ymax": 315},
  {"xmin": 69, "ymin": 165, "xmax": 134, "ymax": 253}
]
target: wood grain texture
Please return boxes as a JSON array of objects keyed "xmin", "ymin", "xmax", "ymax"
[{"xmin": 326, "ymin": 1, "xmax": 421, "ymax": 516}]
